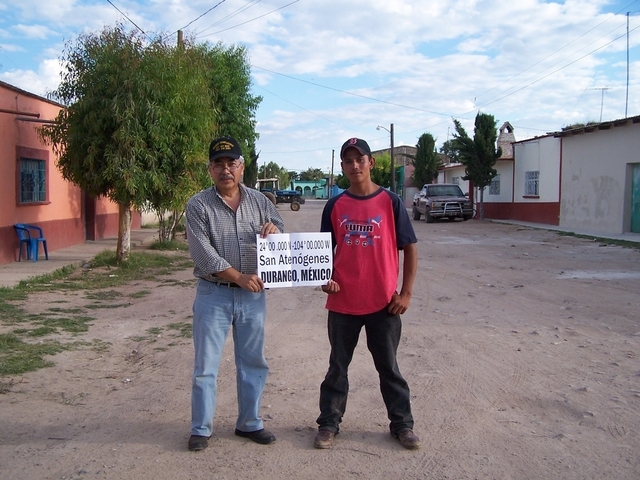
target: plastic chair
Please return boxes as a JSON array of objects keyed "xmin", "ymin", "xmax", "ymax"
[{"xmin": 14, "ymin": 224, "xmax": 49, "ymax": 262}]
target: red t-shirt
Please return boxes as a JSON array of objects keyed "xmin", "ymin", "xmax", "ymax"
[{"xmin": 321, "ymin": 188, "xmax": 417, "ymax": 315}]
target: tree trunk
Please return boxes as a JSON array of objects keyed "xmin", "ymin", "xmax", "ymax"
[
  {"xmin": 479, "ymin": 188, "xmax": 485, "ymax": 220},
  {"xmin": 116, "ymin": 202, "xmax": 132, "ymax": 264}
]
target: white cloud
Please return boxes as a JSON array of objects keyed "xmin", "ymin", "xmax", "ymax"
[{"xmin": 12, "ymin": 24, "xmax": 55, "ymax": 40}]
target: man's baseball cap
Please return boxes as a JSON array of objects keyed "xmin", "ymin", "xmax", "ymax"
[
  {"xmin": 340, "ymin": 137, "xmax": 372, "ymax": 160},
  {"xmin": 209, "ymin": 136, "xmax": 242, "ymax": 162}
]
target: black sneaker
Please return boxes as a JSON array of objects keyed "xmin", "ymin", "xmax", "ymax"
[{"xmin": 188, "ymin": 435, "xmax": 209, "ymax": 451}]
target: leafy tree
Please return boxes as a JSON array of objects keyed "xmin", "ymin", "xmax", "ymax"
[
  {"xmin": 451, "ymin": 112, "xmax": 501, "ymax": 220},
  {"xmin": 371, "ymin": 152, "xmax": 391, "ymax": 188},
  {"xmin": 409, "ymin": 133, "xmax": 441, "ymax": 188},
  {"xmin": 299, "ymin": 168, "xmax": 325, "ymax": 181},
  {"xmin": 335, "ymin": 173, "xmax": 349, "ymax": 189},
  {"xmin": 439, "ymin": 139, "xmax": 460, "ymax": 164},
  {"xmin": 201, "ymin": 42, "xmax": 261, "ymax": 161},
  {"xmin": 288, "ymin": 170, "xmax": 300, "ymax": 181},
  {"xmin": 244, "ymin": 145, "xmax": 259, "ymax": 190},
  {"xmin": 334, "ymin": 153, "xmax": 391, "ymax": 189},
  {"xmin": 40, "ymin": 25, "xmax": 215, "ymax": 261},
  {"xmin": 258, "ymin": 161, "xmax": 290, "ymax": 190}
]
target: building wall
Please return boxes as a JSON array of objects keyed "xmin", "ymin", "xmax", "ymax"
[
  {"xmin": 481, "ymin": 160, "xmax": 514, "ymax": 203},
  {"xmin": 513, "ymin": 136, "xmax": 561, "ymax": 203},
  {"xmin": 1, "ymin": 81, "xmax": 138, "ymax": 265},
  {"xmin": 559, "ymin": 121, "xmax": 640, "ymax": 234}
]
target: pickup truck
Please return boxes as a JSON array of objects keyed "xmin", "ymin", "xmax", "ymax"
[{"xmin": 412, "ymin": 183, "xmax": 474, "ymax": 223}]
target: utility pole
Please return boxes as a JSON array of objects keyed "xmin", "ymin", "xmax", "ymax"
[
  {"xmin": 390, "ymin": 123, "xmax": 395, "ymax": 194},
  {"xmin": 593, "ymin": 87, "xmax": 609, "ymax": 123},
  {"xmin": 377, "ymin": 123, "xmax": 395, "ymax": 193},
  {"xmin": 329, "ymin": 150, "xmax": 335, "ymax": 199},
  {"xmin": 626, "ymin": 12, "xmax": 630, "ymax": 118}
]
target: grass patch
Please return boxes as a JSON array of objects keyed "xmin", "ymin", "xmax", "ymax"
[
  {"xmin": 167, "ymin": 322, "xmax": 192, "ymax": 338},
  {"xmin": 0, "ymin": 333, "xmax": 66, "ymax": 375},
  {"xmin": 47, "ymin": 307, "xmax": 85, "ymax": 314},
  {"xmin": 41, "ymin": 316, "xmax": 93, "ymax": 334},
  {"xmin": 150, "ymin": 239, "xmax": 189, "ymax": 251},
  {"xmin": 27, "ymin": 326, "xmax": 58, "ymax": 337},
  {"xmin": 85, "ymin": 303, "xmax": 131, "ymax": 309},
  {"xmin": 128, "ymin": 290, "xmax": 151, "ymax": 299},
  {"xmin": 0, "ymin": 249, "xmax": 192, "ymax": 377},
  {"xmin": 147, "ymin": 327, "xmax": 163, "ymax": 335},
  {"xmin": 85, "ymin": 290, "xmax": 122, "ymax": 300}
]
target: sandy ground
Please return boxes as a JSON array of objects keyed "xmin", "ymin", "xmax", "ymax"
[{"xmin": 1, "ymin": 199, "xmax": 639, "ymax": 480}]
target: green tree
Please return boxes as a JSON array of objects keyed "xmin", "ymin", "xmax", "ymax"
[
  {"xmin": 299, "ymin": 168, "xmax": 325, "ymax": 181},
  {"xmin": 451, "ymin": 112, "xmax": 501, "ymax": 220},
  {"xmin": 288, "ymin": 170, "xmax": 300, "ymax": 181},
  {"xmin": 439, "ymin": 139, "xmax": 460, "ymax": 164},
  {"xmin": 244, "ymin": 145, "xmax": 259, "ymax": 190},
  {"xmin": 371, "ymin": 152, "xmax": 391, "ymax": 188},
  {"xmin": 335, "ymin": 173, "xmax": 349, "ymax": 189},
  {"xmin": 409, "ymin": 133, "xmax": 441, "ymax": 188},
  {"xmin": 258, "ymin": 161, "xmax": 290, "ymax": 190},
  {"xmin": 40, "ymin": 25, "xmax": 215, "ymax": 260},
  {"xmin": 201, "ymin": 42, "xmax": 261, "ymax": 159}
]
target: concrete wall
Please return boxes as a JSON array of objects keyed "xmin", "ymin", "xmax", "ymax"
[
  {"xmin": 560, "ymin": 121, "xmax": 640, "ymax": 234},
  {"xmin": 513, "ymin": 136, "xmax": 561, "ymax": 203}
]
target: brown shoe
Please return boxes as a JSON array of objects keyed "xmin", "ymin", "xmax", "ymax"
[
  {"xmin": 395, "ymin": 429, "xmax": 421, "ymax": 449},
  {"xmin": 314, "ymin": 428, "xmax": 336, "ymax": 449}
]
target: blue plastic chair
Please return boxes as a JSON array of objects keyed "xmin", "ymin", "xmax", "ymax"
[{"xmin": 14, "ymin": 224, "xmax": 49, "ymax": 262}]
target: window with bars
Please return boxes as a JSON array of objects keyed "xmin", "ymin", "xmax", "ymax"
[
  {"xmin": 489, "ymin": 174, "xmax": 500, "ymax": 195},
  {"xmin": 525, "ymin": 170, "xmax": 539, "ymax": 196},
  {"xmin": 451, "ymin": 176, "xmax": 460, "ymax": 185},
  {"xmin": 19, "ymin": 157, "xmax": 46, "ymax": 203}
]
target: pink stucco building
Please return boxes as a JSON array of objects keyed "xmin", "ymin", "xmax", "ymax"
[{"xmin": 0, "ymin": 80, "xmax": 139, "ymax": 265}]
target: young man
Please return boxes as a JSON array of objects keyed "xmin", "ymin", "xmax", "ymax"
[
  {"xmin": 314, "ymin": 137, "xmax": 420, "ymax": 450},
  {"xmin": 185, "ymin": 136, "xmax": 284, "ymax": 451}
]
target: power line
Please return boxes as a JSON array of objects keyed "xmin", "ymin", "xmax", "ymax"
[
  {"xmin": 105, "ymin": 0, "xmax": 148, "ymax": 38},
  {"xmin": 178, "ymin": 0, "xmax": 227, "ymax": 32},
  {"xmin": 196, "ymin": 0, "xmax": 300, "ymax": 38},
  {"xmin": 474, "ymin": 1, "xmax": 640, "ymax": 102}
]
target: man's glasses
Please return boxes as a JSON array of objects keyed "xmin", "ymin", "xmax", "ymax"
[{"xmin": 211, "ymin": 160, "xmax": 242, "ymax": 173}]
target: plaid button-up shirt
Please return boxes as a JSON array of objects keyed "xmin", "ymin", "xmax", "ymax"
[{"xmin": 185, "ymin": 183, "xmax": 284, "ymax": 281}]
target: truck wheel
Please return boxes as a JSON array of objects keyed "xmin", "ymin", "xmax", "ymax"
[
  {"xmin": 412, "ymin": 207, "xmax": 421, "ymax": 221},
  {"xmin": 290, "ymin": 201, "xmax": 301, "ymax": 211},
  {"xmin": 263, "ymin": 192, "xmax": 276, "ymax": 205},
  {"xmin": 425, "ymin": 208, "xmax": 434, "ymax": 223}
]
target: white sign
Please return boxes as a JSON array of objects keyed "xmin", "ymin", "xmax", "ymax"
[{"xmin": 257, "ymin": 232, "xmax": 333, "ymax": 288}]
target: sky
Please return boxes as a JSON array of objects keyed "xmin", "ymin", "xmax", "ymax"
[{"xmin": 1, "ymin": 0, "xmax": 640, "ymax": 174}]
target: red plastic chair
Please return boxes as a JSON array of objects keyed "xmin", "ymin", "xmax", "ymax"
[{"xmin": 14, "ymin": 224, "xmax": 49, "ymax": 262}]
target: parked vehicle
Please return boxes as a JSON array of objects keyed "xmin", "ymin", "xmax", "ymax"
[
  {"xmin": 412, "ymin": 183, "xmax": 473, "ymax": 223},
  {"xmin": 256, "ymin": 178, "xmax": 305, "ymax": 211}
]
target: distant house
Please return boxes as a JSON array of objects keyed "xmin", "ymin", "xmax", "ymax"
[
  {"xmin": 439, "ymin": 117, "xmax": 640, "ymax": 235},
  {"xmin": 0, "ymin": 80, "xmax": 139, "ymax": 265}
]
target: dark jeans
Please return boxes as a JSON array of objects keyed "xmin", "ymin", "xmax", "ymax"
[{"xmin": 316, "ymin": 308, "xmax": 414, "ymax": 436}]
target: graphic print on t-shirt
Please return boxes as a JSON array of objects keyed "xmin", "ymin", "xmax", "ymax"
[{"xmin": 339, "ymin": 214, "xmax": 383, "ymax": 248}]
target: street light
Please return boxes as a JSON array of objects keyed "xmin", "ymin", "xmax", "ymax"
[{"xmin": 377, "ymin": 123, "xmax": 395, "ymax": 193}]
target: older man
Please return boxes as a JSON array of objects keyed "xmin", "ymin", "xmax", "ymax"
[{"xmin": 185, "ymin": 136, "xmax": 284, "ymax": 451}]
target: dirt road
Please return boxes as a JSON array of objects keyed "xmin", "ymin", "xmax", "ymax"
[{"xmin": 1, "ymin": 199, "xmax": 639, "ymax": 479}]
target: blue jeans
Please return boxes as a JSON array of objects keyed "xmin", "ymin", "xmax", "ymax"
[
  {"xmin": 317, "ymin": 308, "xmax": 414, "ymax": 436},
  {"xmin": 191, "ymin": 279, "xmax": 269, "ymax": 437}
]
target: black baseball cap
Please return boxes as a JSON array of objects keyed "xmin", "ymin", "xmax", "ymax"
[
  {"xmin": 340, "ymin": 137, "xmax": 372, "ymax": 160},
  {"xmin": 209, "ymin": 136, "xmax": 242, "ymax": 162}
]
